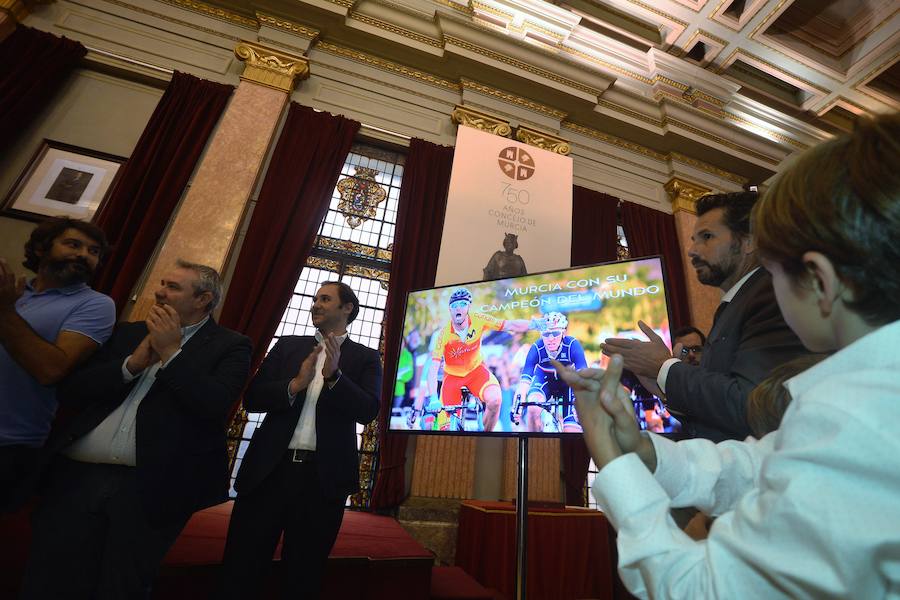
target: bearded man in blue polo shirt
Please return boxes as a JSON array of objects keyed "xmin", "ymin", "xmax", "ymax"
[{"xmin": 0, "ymin": 217, "xmax": 115, "ymax": 510}]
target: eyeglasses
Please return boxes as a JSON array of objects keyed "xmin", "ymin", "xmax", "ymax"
[
  {"xmin": 449, "ymin": 301, "xmax": 469, "ymax": 309},
  {"xmin": 541, "ymin": 330, "xmax": 564, "ymax": 338},
  {"xmin": 679, "ymin": 345, "xmax": 703, "ymax": 356}
]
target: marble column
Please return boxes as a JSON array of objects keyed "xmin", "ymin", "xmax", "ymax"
[
  {"xmin": 128, "ymin": 41, "xmax": 309, "ymax": 320},
  {"xmin": 664, "ymin": 177, "xmax": 719, "ymax": 335}
]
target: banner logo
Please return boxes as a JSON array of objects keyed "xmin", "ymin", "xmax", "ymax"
[{"xmin": 498, "ymin": 147, "xmax": 535, "ymax": 181}]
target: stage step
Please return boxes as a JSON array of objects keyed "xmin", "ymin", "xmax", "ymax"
[
  {"xmin": 398, "ymin": 497, "xmax": 462, "ymax": 567},
  {"xmin": 430, "ymin": 566, "xmax": 501, "ymax": 600}
]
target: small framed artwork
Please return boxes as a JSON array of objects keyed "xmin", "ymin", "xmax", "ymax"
[{"xmin": 2, "ymin": 140, "xmax": 125, "ymax": 222}]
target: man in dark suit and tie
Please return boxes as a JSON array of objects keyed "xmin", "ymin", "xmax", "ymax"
[
  {"xmin": 20, "ymin": 259, "xmax": 252, "ymax": 600},
  {"xmin": 604, "ymin": 192, "xmax": 808, "ymax": 441},
  {"xmin": 220, "ymin": 281, "xmax": 381, "ymax": 599}
]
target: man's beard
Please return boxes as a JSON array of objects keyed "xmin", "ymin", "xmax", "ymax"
[
  {"xmin": 692, "ymin": 240, "xmax": 741, "ymax": 287},
  {"xmin": 44, "ymin": 257, "xmax": 93, "ymax": 286}
]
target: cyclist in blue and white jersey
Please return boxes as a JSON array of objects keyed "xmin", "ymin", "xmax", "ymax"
[{"xmin": 514, "ymin": 312, "xmax": 587, "ymax": 432}]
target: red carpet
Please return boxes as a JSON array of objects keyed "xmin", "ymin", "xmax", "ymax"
[{"xmin": 1, "ymin": 501, "xmax": 436, "ymax": 599}]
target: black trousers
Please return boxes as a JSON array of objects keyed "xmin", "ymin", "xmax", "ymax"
[
  {"xmin": 19, "ymin": 457, "xmax": 188, "ymax": 600},
  {"xmin": 219, "ymin": 453, "xmax": 346, "ymax": 600},
  {"xmin": 0, "ymin": 444, "xmax": 38, "ymax": 512}
]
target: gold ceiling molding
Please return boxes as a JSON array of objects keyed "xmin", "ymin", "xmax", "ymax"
[
  {"xmin": 666, "ymin": 116, "xmax": 779, "ymax": 165},
  {"xmin": 596, "ymin": 97, "xmax": 665, "ymax": 127},
  {"xmin": 748, "ymin": 0, "xmax": 792, "ymax": 38},
  {"xmin": 717, "ymin": 49, "xmax": 830, "ymax": 94},
  {"xmin": 103, "ymin": 0, "xmax": 243, "ymax": 41},
  {"xmin": 256, "ymin": 12, "xmax": 320, "ymax": 40},
  {"xmin": 452, "ymin": 104, "xmax": 513, "ymax": 137},
  {"xmin": 624, "ymin": 0, "xmax": 689, "ymax": 28},
  {"xmin": 314, "ymin": 41, "xmax": 458, "ymax": 91},
  {"xmin": 0, "ymin": 0, "xmax": 28, "ymax": 21},
  {"xmin": 669, "ymin": 152, "xmax": 748, "ymax": 185},
  {"xmin": 559, "ymin": 43, "xmax": 653, "ymax": 84},
  {"xmin": 664, "ymin": 177, "xmax": 712, "ymax": 213},
  {"xmin": 856, "ymin": 50, "xmax": 900, "ymax": 90},
  {"xmin": 472, "ymin": 0, "xmax": 514, "ymax": 20},
  {"xmin": 461, "ymin": 79, "xmax": 568, "ymax": 120},
  {"xmin": 432, "ymin": 0, "xmax": 474, "ymax": 16},
  {"xmin": 234, "ymin": 41, "xmax": 309, "ymax": 92},
  {"xmin": 158, "ymin": 0, "xmax": 257, "ymax": 29},
  {"xmin": 516, "ymin": 126, "xmax": 571, "ymax": 155},
  {"xmin": 257, "ymin": 37, "xmax": 308, "ymax": 57},
  {"xmin": 723, "ymin": 112, "xmax": 808, "ymax": 150},
  {"xmin": 697, "ymin": 28, "xmax": 728, "ymax": 47},
  {"xmin": 325, "ymin": 0, "xmax": 356, "ymax": 8},
  {"xmin": 349, "ymin": 11, "xmax": 442, "ymax": 48},
  {"xmin": 563, "ymin": 121, "xmax": 665, "ymax": 160},
  {"xmin": 444, "ymin": 36, "xmax": 604, "ymax": 97}
]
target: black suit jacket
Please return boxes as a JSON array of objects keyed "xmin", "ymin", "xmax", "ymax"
[
  {"xmin": 665, "ymin": 269, "xmax": 808, "ymax": 442},
  {"xmin": 50, "ymin": 319, "xmax": 251, "ymax": 526},
  {"xmin": 234, "ymin": 335, "xmax": 381, "ymax": 500}
]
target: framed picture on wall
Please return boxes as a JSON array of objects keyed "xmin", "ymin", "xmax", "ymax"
[{"xmin": 2, "ymin": 140, "xmax": 125, "ymax": 223}]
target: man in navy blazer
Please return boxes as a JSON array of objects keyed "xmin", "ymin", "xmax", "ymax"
[
  {"xmin": 220, "ymin": 281, "xmax": 381, "ymax": 599},
  {"xmin": 20, "ymin": 260, "xmax": 251, "ymax": 600}
]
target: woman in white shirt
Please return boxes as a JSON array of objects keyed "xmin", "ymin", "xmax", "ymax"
[{"xmin": 556, "ymin": 111, "xmax": 900, "ymax": 599}]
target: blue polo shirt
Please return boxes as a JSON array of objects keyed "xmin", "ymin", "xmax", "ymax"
[{"xmin": 0, "ymin": 281, "xmax": 115, "ymax": 447}]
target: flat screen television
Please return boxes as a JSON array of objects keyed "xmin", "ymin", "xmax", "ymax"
[{"xmin": 388, "ymin": 255, "xmax": 681, "ymax": 437}]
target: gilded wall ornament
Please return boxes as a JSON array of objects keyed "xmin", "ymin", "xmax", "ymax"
[{"xmin": 336, "ymin": 167, "xmax": 388, "ymax": 229}]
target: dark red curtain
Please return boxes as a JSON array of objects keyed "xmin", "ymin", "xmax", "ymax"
[
  {"xmin": 370, "ymin": 139, "xmax": 454, "ymax": 510},
  {"xmin": 218, "ymin": 104, "xmax": 359, "ymax": 369},
  {"xmin": 93, "ymin": 72, "xmax": 233, "ymax": 312},
  {"xmin": 564, "ymin": 185, "xmax": 620, "ymax": 506},
  {"xmin": 0, "ymin": 26, "xmax": 85, "ymax": 146},
  {"xmin": 621, "ymin": 201, "xmax": 690, "ymax": 330}
]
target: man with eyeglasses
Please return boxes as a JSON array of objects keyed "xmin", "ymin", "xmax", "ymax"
[
  {"xmin": 410, "ymin": 287, "xmax": 543, "ymax": 432},
  {"xmin": 672, "ymin": 326, "xmax": 706, "ymax": 367},
  {"xmin": 513, "ymin": 311, "xmax": 587, "ymax": 432}
]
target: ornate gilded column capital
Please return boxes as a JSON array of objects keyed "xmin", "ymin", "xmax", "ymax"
[
  {"xmin": 0, "ymin": 0, "xmax": 31, "ymax": 21},
  {"xmin": 451, "ymin": 104, "xmax": 512, "ymax": 138},
  {"xmin": 664, "ymin": 177, "xmax": 712, "ymax": 214},
  {"xmin": 515, "ymin": 125, "xmax": 570, "ymax": 155},
  {"xmin": 234, "ymin": 40, "xmax": 309, "ymax": 93}
]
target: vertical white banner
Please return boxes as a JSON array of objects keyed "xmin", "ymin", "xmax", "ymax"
[{"xmin": 435, "ymin": 126, "xmax": 573, "ymax": 286}]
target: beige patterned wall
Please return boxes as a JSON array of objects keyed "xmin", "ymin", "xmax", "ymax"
[
  {"xmin": 500, "ymin": 438, "xmax": 561, "ymax": 502},
  {"xmin": 410, "ymin": 437, "xmax": 478, "ymax": 498}
]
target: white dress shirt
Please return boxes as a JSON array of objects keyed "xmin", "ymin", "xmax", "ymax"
[
  {"xmin": 593, "ymin": 319, "xmax": 900, "ymax": 599},
  {"xmin": 656, "ymin": 267, "xmax": 761, "ymax": 393},
  {"xmin": 288, "ymin": 331, "xmax": 347, "ymax": 450},
  {"xmin": 65, "ymin": 317, "xmax": 209, "ymax": 466}
]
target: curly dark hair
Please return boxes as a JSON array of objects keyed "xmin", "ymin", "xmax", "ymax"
[
  {"xmin": 23, "ymin": 217, "xmax": 109, "ymax": 273},
  {"xmin": 696, "ymin": 191, "xmax": 759, "ymax": 237}
]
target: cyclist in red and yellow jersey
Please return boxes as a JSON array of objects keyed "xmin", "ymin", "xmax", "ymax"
[{"xmin": 411, "ymin": 287, "xmax": 543, "ymax": 431}]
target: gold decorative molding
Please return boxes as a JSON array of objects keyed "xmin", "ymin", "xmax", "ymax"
[
  {"xmin": 234, "ymin": 41, "xmax": 309, "ymax": 92},
  {"xmin": 669, "ymin": 152, "xmax": 748, "ymax": 186},
  {"xmin": 349, "ymin": 11, "xmax": 442, "ymax": 48},
  {"xmin": 563, "ymin": 121, "xmax": 666, "ymax": 160},
  {"xmin": 314, "ymin": 41, "xmax": 458, "ymax": 91},
  {"xmin": 0, "ymin": 0, "xmax": 29, "ymax": 21},
  {"xmin": 451, "ymin": 104, "xmax": 512, "ymax": 137},
  {"xmin": 159, "ymin": 0, "xmax": 257, "ymax": 28},
  {"xmin": 461, "ymin": 79, "xmax": 567, "ymax": 120},
  {"xmin": 515, "ymin": 126, "xmax": 571, "ymax": 155},
  {"xmin": 256, "ymin": 12, "xmax": 320, "ymax": 40},
  {"xmin": 664, "ymin": 177, "xmax": 712, "ymax": 213},
  {"xmin": 103, "ymin": 0, "xmax": 242, "ymax": 41}
]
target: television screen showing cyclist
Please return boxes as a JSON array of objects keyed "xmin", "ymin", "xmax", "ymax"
[
  {"xmin": 512, "ymin": 311, "xmax": 587, "ymax": 432},
  {"xmin": 409, "ymin": 287, "xmax": 544, "ymax": 431}
]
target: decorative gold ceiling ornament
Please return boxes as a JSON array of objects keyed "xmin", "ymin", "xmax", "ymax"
[
  {"xmin": 461, "ymin": 79, "xmax": 568, "ymax": 120},
  {"xmin": 0, "ymin": 0, "xmax": 29, "ymax": 22},
  {"xmin": 349, "ymin": 11, "xmax": 443, "ymax": 47},
  {"xmin": 336, "ymin": 167, "xmax": 388, "ymax": 229},
  {"xmin": 623, "ymin": 0, "xmax": 689, "ymax": 28},
  {"xmin": 158, "ymin": 0, "xmax": 257, "ymax": 28},
  {"xmin": 668, "ymin": 153, "xmax": 748, "ymax": 186},
  {"xmin": 234, "ymin": 41, "xmax": 309, "ymax": 92},
  {"xmin": 444, "ymin": 35, "xmax": 604, "ymax": 97},
  {"xmin": 102, "ymin": 0, "xmax": 242, "ymax": 41},
  {"xmin": 563, "ymin": 121, "xmax": 666, "ymax": 160},
  {"xmin": 664, "ymin": 177, "xmax": 712, "ymax": 214},
  {"xmin": 515, "ymin": 126, "xmax": 571, "ymax": 155},
  {"xmin": 314, "ymin": 41, "xmax": 459, "ymax": 91},
  {"xmin": 452, "ymin": 105, "xmax": 513, "ymax": 137},
  {"xmin": 256, "ymin": 12, "xmax": 320, "ymax": 41}
]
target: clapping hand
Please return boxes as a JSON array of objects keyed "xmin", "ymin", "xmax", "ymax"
[
  {"xmin": 126, "ymin": 334, "xmax": 160, "ymax": 375},
  {"xmin": 551, "ymin": 355, "xmax": 656, "ymax": 472},
  {"xmin": 0, "ymin": 259, "xmax": 25, "ymax": 310},
  {"xmin": 601, "ymin": 321, "xmax": 673, "ymax": 379},
  {"xmin": 321, "ymin": 333, "xmax": 341, "ymax": 380},
  {"xmin": 147, "ymin": 304, "xmax": 182, "ymax": 362},
  {"xmin": 289, "ymin": 345, "xmax": 322, "ymax": 396}
]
